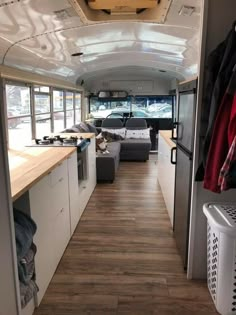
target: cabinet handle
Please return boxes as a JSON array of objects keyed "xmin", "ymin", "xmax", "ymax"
[
  {"xmin": 60, "ymin": 208, "xmax": 64, "ymax": 213},
  {"xmin": 83, "ymin": 186, "xmax": 86, "ymax": 189},
  {"xmin": 172, "ymin": 122, "xmax": 178, "ymax": 140},
  {"xmin": 59, "ymin": 177, "xmax": 63, "ymax": 182},
  {"xmin": 170, "ymin": 147, "xmax": 177, "ymax": 165}
]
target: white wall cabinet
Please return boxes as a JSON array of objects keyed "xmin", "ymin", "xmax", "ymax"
[{"xmin": 157, "ymin": 133, "xmax": 175, "ymax": 227}]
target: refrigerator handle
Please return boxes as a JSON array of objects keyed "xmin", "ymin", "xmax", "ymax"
[
  {"xmin": 172, "ymin": 122, "xmax": 178, "ymax": 140},
  {"xmin": 170, "ymin": 147, "xmax": 177, "ymax": 165}
]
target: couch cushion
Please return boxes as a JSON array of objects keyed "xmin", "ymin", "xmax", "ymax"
[
  {"xmin": 101, "ymin": 118, "xmax": 123, "ymax": 128},
  {"xmin": 96, "ymin": 142, "xmax": 121, "ymax": 181},
  {"xmin": 120, "ymin": 139, "xmax": 151, "ymax": 151},
  {"xmin": 96, "ymin": 142, "xmax": 121, "ymax": 157},
  {"xmin": 125, "ymin": 118, "xmax": 147, "ymax": 129}
]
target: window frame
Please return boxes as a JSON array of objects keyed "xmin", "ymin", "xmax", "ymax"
[{"xmin": 4, "ymin": 79, "xmax": 82, "ymax": 148}]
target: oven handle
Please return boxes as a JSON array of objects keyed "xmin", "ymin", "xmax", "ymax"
[{"xmin": 77, "ymin": 140, "xmax": 90, "ymax": 152}]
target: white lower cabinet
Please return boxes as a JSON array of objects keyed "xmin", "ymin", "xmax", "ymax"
[
  {"xmin": 29, "ymin": 159, "xmax": 70, "ymax": 305},
  {"xmin": 28, "ymin": 139, "xmax": 97, "ymax": 309},
  {"xmin": 157, "ymin": 134, "xmax": 175, "ymax": 227}
]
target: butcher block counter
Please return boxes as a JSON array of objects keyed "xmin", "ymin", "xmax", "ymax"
[
  {"xmin": 159, "ymin": 130, "xmax": 175, "ymax": 148},
  {"xmin": 9, "ymin": 146, "xmax": 76, "ymax": 201},
  {"xmin": 9, "ymin": 133, "xmax": 96, "ymax": 201}
]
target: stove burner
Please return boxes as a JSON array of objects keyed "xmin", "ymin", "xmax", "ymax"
[
  {"xmin": 38, "ymin": 139, "xmax": 50, "ymax": 145},
  {"xmin": 35, "ymin": 135, "xmax": 78, "ymax": 145},
  {"xmin": 63, "ymin": 138, "xmax": 76, "ymax": 144},
  {"xmin": 31, "ymin": 135, "xmax": 89, "ymax": 152}
]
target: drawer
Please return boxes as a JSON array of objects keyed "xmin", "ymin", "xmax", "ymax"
[{"xmin": 50, "ymin": 159, "xmax": 67, "ymax": 187}]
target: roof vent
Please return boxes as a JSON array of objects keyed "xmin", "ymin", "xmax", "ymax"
[
  {"xmin": 68, "ymin": 0, "xmax": 172, "ymax": 23},
  {"xmin": 178, "ymin": 5, "xmax": 195, "ymax": 16}
]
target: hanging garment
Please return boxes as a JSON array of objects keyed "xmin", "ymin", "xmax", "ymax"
[
  {"xmin": 203, "ymin": 71, "xmax": 236, "ymax": 193},
  {"xmin": 196, "ymin": 21, "xmax": 236, "ymax": 181},
  {"xmin": 218, "ymin": 136, "xmax": 236, "ymax": 191}
]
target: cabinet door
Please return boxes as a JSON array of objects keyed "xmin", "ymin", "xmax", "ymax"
[
  {"xmin": 50, "ymin": 160, "xmax": 69, "ymax": 218},
  {"xmin": 29, "ymin": 175, "xmax": 54, "ymax": 305},
  {"xmin": 67, "ymin": 151, "xmax": 80, "ymax": 234},
  {"xmin": 29, "ymin": 161, "xmax": 70, "ymax": 305},
  {"xmin": 52, "ymin": 203, "xmax": 70, "ymax": 267}
]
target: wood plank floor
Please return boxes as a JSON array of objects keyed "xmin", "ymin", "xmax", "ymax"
[{"xmin": 34, "ymin": 156, "xmax": 219, "ymax": 315}]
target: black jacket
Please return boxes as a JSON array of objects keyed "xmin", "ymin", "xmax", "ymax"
[{"xmin": 196, "ymin": 21, "xmax": 236, "ymax": 181}]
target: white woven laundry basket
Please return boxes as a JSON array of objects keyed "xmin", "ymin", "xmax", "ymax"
[{"xmin": 203, "ymin": 203, "xmax": 236, "ymax": 315}]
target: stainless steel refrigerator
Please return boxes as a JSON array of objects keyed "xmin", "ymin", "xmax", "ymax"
[{"xmin": 171, "ymin": 79, "xmax": 197, "ymax": 269}]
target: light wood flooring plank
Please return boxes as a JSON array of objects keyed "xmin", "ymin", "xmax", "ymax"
[{"xmin": 34, "ymin": 156, "xmax": 218, "ymax": 315}]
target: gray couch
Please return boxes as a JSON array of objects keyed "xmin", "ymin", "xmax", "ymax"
[{"xmin": 96, "ymin": 118, "xmax": 151, "ymax": 181}]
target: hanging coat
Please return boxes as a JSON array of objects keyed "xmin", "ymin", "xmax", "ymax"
[
  {"xmin": 196, "ymin": 21, "xmax": 236, "ymax": 181},
  {"xmin": 218, "ymin": 135, "xmax": 236, "ymax": 191},
  {"xmin": 203, "ymin": 71, "xmax": 236, "ymax": 192}
]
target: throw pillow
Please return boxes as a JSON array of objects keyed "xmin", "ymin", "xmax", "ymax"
[
  {"xmin": 102, "ymin": 130, "xmax": 124, "ymax": 142},
  {"xmin": 61, "ymin": 126, "xmax": 79, "ymax": 133},
  {"xmin": 126, "ymin": 129, "xmax": 150, "ymax": 139},
  {"xmin": 73, "ymin": 122, "xmax": 90, "ymax": 133},
  {"xmin": 86, "ymin": 122, "xmax": 98, "ymax": 135},
  {"xmin": 101, "ymin": 127, "xmax": 126, "ymax": 138}
]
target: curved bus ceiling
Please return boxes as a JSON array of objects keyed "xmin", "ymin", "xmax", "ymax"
[{"xmin": 0, "ymin": 0, "xmax": 201, "ymax": 87}]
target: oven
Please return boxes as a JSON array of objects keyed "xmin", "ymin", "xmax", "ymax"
[{"xmin": 77, "ymin": 141, "xmax": 90, "ymax": 183}]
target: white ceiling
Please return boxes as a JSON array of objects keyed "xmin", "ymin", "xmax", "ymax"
[{"xmin": 0, "ymin": 0, "xmax": 201, "ymax": 85}]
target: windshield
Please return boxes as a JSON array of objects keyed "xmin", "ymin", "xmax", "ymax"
[{"xmin": 89, "ymin": 95, "xmax": 174, "ymax": 119}]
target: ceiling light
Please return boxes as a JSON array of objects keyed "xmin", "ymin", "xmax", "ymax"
[
  {"xmin": 71, "ymin": 52, "xmax": 84, "ymax": 57},
  {"xmin": 178, "ymin": 5, "xmax": 195, "ymax": 16}
]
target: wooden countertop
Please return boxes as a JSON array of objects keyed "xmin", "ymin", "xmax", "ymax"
[
  {"xmin": 9, "ymin": 146, "xmax": 76, "ymax": 201},
  {"xmin": 159, "ymin": 130, "xmax": 176, "ymax": 149}
]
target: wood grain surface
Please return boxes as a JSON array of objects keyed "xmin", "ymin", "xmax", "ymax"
[
  {"xmin": 159, "ymin": 131, "xmax": 175, "ymax": 149},
  {"xmin": 34, "ymin": 155, "xmax": 218, "ymax": 315},
  {"xmin": 9, "ymin": 147, "xmax": 76, "ymax": 201}
]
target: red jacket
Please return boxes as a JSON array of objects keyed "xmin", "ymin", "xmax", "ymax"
[{"xmin": 203, "ymin": 86, "xmax": 236, "ymax": 193}]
